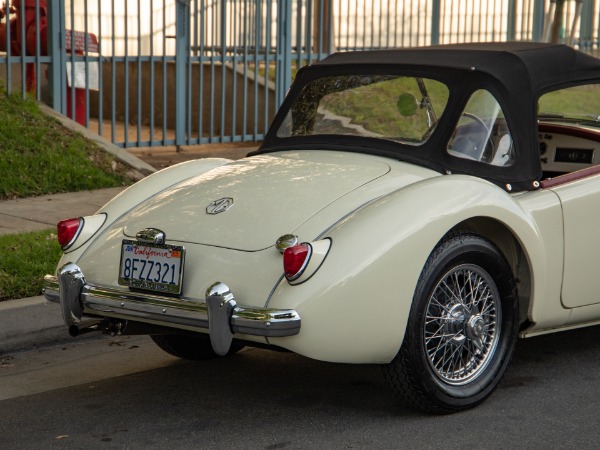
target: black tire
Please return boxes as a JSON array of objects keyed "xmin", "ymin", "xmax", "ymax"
[
  {"xmin": 384, "ymin": 232, "xmax": 518, "ymax": 414},
  {"xmin": 151, "ymin": 334, "xmax": 244, "ymax": 360}
]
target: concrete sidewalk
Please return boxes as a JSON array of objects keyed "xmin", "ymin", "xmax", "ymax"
[{"xmin": 0, "ymin": 187, "xmax": 127, "ymax": 236}]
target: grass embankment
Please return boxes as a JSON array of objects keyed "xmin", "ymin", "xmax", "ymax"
[
  {"xmin": 0, "ymin": 93, "xmax": 129, "ymax": 199},
  {"xmin": 0, "ymin": 92, "xmax": 134, "ymax": 301}
]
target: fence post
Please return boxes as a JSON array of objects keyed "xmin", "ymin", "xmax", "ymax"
[
  {"xmin": 176, "ymin": 0, "xmax": 190, "ymax": 147},
  {"xmin": 507, "ymin": 0, "xmax": 517, "ymax": 41},
  {"xmin": 431, "ymin": 0, "xmax": 440, "ymax": 45},
  {"xmin": 314, "ymin": 0, "xmax": 334, "ymax": 56},
  {"xmin": 532, "ymin": 0, "xmax": 546, "ymax": 42},
  {"xmin": 47, "ymin": 0, "xmax": 66, "ymax": 115},
  {"xmin": 276, "ymin": 0, "xmax": 292, "ymax": 107},
  {"xmin": 579, "ymin": 0, "xmax": 594, "ymax": 49}
]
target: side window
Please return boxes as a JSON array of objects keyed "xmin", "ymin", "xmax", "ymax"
[
  {"xmin": 538, "ymin": 84, "xmax": 600, "ymax": 120},
  {"xmin": 447, "ymin": 89, "xmax": 514, "ymax": 167}
]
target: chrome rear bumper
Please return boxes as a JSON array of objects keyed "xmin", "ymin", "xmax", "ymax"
[{"xmin": 43, "ymin": 263, "xmax": 301, "ymax": 355}]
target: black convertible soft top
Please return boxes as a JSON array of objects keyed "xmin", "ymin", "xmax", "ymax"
[
  {"xmin": 257, "ymin": 43, "xmax": 600, "ymax": 191},
  {"xmin": 317, "ymin": 42, "xmax": 600, "ymax": 94}
]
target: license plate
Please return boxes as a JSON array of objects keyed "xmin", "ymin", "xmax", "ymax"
[{"xmin": 118, "ymin": 240, "xmax": 185, "ymax": 295}]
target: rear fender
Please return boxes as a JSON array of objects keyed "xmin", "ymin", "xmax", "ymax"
[{"xmin": 268, "ymin": 175, "xmax": 548, "ymax": 364}]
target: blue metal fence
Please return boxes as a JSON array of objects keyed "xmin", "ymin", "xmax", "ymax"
[{"xmin": 0, "ymin": 0, "xmax": 598, "ymax": 148}]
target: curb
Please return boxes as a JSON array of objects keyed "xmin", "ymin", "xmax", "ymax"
[{"xmin": 0, "ymin": 296, "xmax": 70, "ymax": 354}]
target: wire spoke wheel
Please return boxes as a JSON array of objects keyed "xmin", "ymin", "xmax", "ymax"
[
  {"xmin": 424, "ymin": 264, "xmax": 501, "ymax": 385},
  {"xmin": 383, "ymin": 233, "xmax": 518, "ymax": 414}
]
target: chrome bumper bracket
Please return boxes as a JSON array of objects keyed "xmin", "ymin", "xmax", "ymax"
[
  {"xmin": 58, "ymin": 263, "xmax": 86, "ymax": 327},
  {"xmin": 206, "ymin": 282, "xmax": 237, "ymax": 356}
]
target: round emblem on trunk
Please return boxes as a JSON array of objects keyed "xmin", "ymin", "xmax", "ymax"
[{"xmin": 206, "ymin": 197, "xmax": 234, "ymax": 215}]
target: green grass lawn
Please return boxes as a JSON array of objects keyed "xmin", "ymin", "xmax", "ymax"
[
  {"xmin": 0, "ymin": 92, "xmax": 131, "ymax": 200},
  {"xmin": 0, "ymin": 229, "xmax": 62, "ymax": 301}
]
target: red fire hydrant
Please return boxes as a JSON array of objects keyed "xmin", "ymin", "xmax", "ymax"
[
  {"xmin": 0, "ymin": 0, "xmax": 48, "ymax": 93},
  {"xmin": 0, "ymin": 1, "xmax": 97, "ymax": 126}
]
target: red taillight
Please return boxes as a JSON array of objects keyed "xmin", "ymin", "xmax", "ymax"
[
  {"xmin": 283, "ymin": 244, "xmax": 311, "ymax": 281},
  {"xmin": 57, "ymin": 218, "xmax": 83, "ymax": 249}
]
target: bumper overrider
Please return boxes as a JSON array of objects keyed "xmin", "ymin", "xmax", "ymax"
[{"xmin": 43, "ymin": 263, "xmax": 301, "ymax": 355}]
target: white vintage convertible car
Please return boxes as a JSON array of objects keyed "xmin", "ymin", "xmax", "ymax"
[{"xmin": 44, "ymin": 42, "xmax": 600, "ymax": 413}]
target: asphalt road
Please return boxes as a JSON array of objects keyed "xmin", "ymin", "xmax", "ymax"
[{"xmin": 1, "ymin": 327, "xmax": 600, "ymax": 449}]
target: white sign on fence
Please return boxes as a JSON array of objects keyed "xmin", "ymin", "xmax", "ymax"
[{"xmin": 65, "ymin": 61, "xmax": 99, "ymax": 91}]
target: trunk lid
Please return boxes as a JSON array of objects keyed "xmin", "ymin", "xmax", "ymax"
[{"xmin": 123, "ymin": 151, "xmax": 390, "ymax": 251}]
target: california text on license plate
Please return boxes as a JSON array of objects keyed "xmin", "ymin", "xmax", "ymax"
[{"xmin": 118, "ymin": 240, "xmax": 185, "ymax": 295}]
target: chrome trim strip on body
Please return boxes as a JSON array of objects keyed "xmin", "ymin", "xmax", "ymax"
[
  {"xmin": 315, "ymin": 196, "xmax": 383, "ymax": 241},
  {"xmin": 43, "ymin": 265, "xmax": 301, "ymax": 340}
]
